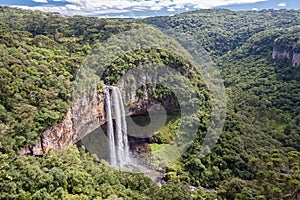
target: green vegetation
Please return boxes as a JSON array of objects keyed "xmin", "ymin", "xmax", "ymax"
[
  {"xmin": 0, "ymin": 22, "xmax": 78, "ymax": 154},
  {"xmin": 0, "ymin": 146, "xmax": 175, "ymax": 199},
  {"xmin": 274, "ymin": 27, "xmax": 300, "ymax": 53},
  {"xmin": 147, "ymin": 8, "xmax": 300, "ymax": 199},
  {"xmin": 0, "ymin": 6, "xmax": 300, "ymax": 199},
  {"xmin": 145, "ymin": 9, "xmax": 300, "ymax": 57},
  {"xmin": 0, "ymin": 7, "xmax": 139, "ymax": 154}
]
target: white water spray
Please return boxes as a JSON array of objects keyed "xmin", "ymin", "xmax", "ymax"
[{"xmin": 105, "ymin": 86, "xmax": 130, "ymax": 167}]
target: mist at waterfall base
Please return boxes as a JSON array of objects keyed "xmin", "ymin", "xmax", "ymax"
[{"xmin": 81, "ymin": 86, "xmax": 168, "ymax": 172}]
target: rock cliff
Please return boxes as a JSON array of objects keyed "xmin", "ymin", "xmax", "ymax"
[
  {"xmin": 272, "ymin": 48, "xmax": 300, "ymax": 67},
  {"xmin": 118, "ymin": 71, "xmax": 180, "ymax": 116},
  {"xmin": 21, "ymin": 79, "xmax": 178, "ymax": 155},
  {"xmin": 20, "ymin": 90, "xmax": 106, "ymax": 155}
]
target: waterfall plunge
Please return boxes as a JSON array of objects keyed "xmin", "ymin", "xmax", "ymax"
[
  {"xmin": 105, "ymin": 89, "xmax": 117, "ymax": 166},
  {"xmin": 105, "ymin": 86, "xmax": 130, "ymax": 167}
]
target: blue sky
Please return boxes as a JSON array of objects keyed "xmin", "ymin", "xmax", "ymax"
[{"xmin": 0, "ymin": 0, "xmax": 299, "ymax": 18}]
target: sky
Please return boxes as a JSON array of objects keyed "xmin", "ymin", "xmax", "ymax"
[{"xmin": 0, "ymin": 0, "xmax": 299, "ymax": 18}]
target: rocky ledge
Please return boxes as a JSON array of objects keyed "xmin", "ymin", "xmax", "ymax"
[
  {"xmin": 20, "ymin": 90, "xmax": 106, "ymax": 155},
  {"xmin": 20, "ymin": 84, "xmax": 178, "ymax": 156},
  {"xmin": 272, "ymin": 48, "xmax": 300, "ymax": 67}
]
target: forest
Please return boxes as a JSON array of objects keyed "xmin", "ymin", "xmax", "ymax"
[{"xmin": 0, "ymin": 6, "xmax": 299, "ymax": 199}]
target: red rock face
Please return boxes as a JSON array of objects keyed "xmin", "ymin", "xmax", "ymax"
[{"xmin": 20, "ymin": 90, "xmax": 106, "ymax": 155}]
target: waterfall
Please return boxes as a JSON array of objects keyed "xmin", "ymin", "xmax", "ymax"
[
  {"xmin": 105, "ymin": 86, "xmax": 130, "ymax": 167},
  {"xmin": 105, "ymin": 89, "xmax": 117, "ymax": 166}
]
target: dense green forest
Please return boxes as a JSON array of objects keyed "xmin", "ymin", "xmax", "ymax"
[{"xmin": 0, "ymin": 6, "xmax": 299, "ymax": 199}]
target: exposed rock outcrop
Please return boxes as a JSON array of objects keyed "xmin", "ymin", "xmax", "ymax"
[
  {"xmin": 20, "ymin": 90, "xmax": 106, "ymax": 155},
  {"xmin": 21, "ymin": 73, "xmax": 178, "ymax": 156},
  {"xmin": 272, "ymin": 48, "xmax": 300, "ymax": 67},
  {"xmin": 119, "ymin": 71, "xmax": 180, "ymax": 116},
  {"xmin": 127, "ymin": 98, "xmax": 179, "ymax": 116}
]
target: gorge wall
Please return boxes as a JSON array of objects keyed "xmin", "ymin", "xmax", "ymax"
[
  {"xmin": 21, "ymin": 72, "xmax": 179, "ymax": 155},
  {"xmin": 118, "ymin": 71, "xmax": 180, "ymax": 116},
  {"xmin": 20, "ymin": 90, "xmax": 106, "ymax": 155},
  {"xmin": 272, "ymin": 48, "xmax": 300, "ymax": 67}
]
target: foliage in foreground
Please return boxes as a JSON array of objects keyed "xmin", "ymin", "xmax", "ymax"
[{"xmin": 0, "ymin": 146, "xmax": 205, "ymax": 199}]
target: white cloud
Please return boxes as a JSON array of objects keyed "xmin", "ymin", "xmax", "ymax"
[
  {"xmin": 167, "ymin": 7, "xmax": 176, "ymax": 12},
  {"xmin": 11, "ymin": 0, "xmax": 268, "ymax": 17},
  {"xmin": 65, "ymin": 4, "xmax": 81, "ymax": 11},
  {"xmin": 174, "ymin": 4, "xmax": 184, "ymax": 9},
  {"xmin": 11, "ymin": 5, "xmax": 129, "ymax": 15},
  {"xmin": 132, "ymin": 6, "xmax": 148, "ymax": 11},
  {"xmin": 278, "ymin": 2, "xmax": 286, "ymax": 7},
  {"xmin": 32, "ymin": 0, "xmax": 48, "ymax": 3},
  {"xmin": 150, "ymin": 6, "xmax": 163, "ymax": 11}
]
